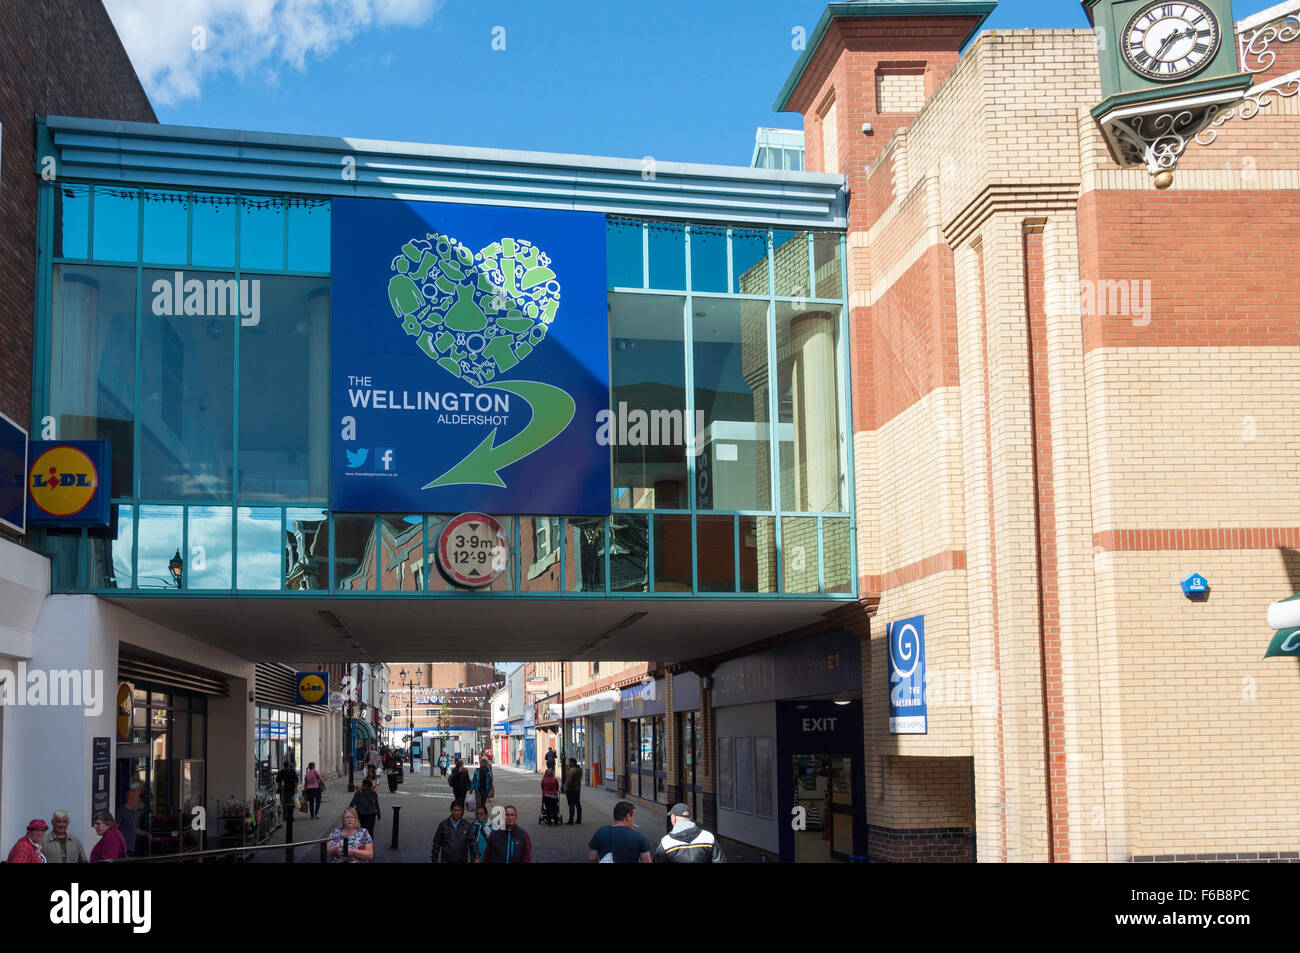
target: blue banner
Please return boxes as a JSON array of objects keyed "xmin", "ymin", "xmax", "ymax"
[
  {"xmin": 331, "ymin": 198, "xmax": 610, "ymax": 514},
  {"xmin": 0, "ymin": 412, "xmax": 26, "ymax": 533},
  {"xmin": 887, "ymin": 615, "xmax": 927, "ymax": 734}
]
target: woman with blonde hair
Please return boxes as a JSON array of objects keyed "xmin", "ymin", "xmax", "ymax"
[{"xmin": 326, "ymin": 806, "xmax": 373, "ymax": 863}]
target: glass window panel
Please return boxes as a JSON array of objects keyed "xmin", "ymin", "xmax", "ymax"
[
  {"xmin": 773, "ymin": 230, "xmax": 810, "ymax": 298},
  {"xmin": 55, "ymin": 184, "xmax": 90, "ymax": 259},
  {"xmin": 696, "ymin": 515, "xmax": 735, "ymax": 592},
  {"xmin": 609, "ymin": 293, "xmax": 686, "ymax": 509},
  {"xmin": 425, "ymin": 515, "xmax": 514, "ymax": 592},
  {"xmin": 732, "ymin": 228, "xmax": 769, "ymax": 296},
  {"xmin": 284, "ymin": 507, "xmax": 329, "ymax": 590},
  {"xmin": 172, "ymin": 709, "xmax": 190, "ymax": 760},
  {"xmin": 784, "ymin": 149, "xmax": 803, "ymax": 172},
  {"xmin": 776, "ymin": 301, "xmax": 844, "ymax": 512},
  {"xmin": 823, "ymin": 517, "xmax": 852, "ymax": 593},
  {"xmin": 647, "ymin": 223, "xmax": 686, "ymax": 290},
  {"xmin": 89, "ymin": 503, "xmax": 134, "ymax": 589},
  {"xmin": 652, "ymin": 514, "xmax": 691, "ymax": 592},
  {"xmin": 140, "ymin": 268, "xmax": 236, "ymax": 499},
  {"xmin": 739, "ymin": 515, "xmax": 777, "ymax": 594},
  {"xmin": 782, "ymin": 516, "xmax": 819, "ymax": 593},
  {"xmin": 191, "ymin": 193, "xmax": 236, "ymax": 268},
  {"xmin": 718, "ymin": 737, "xmax": 734, "ymax": 810},
  {"xmin": 287, "ymin": 201, "xmax": 331, "ymax": 272},
  {"xmin": 755, "ymin": 736, "xmax": 773, "ymax": 817},
  {"xmin": 564, "ymin": 517, "xmax": 605, "ymax": 592},
  {"xmin": 92, "ymin": 188, "xmax": 138, "ymax": 262},
  {"xmin": 521, "ymin": 516, "xmax": 563, "ymax": 592},
  {"xmin": 142, "ymin": 191, "xmax": 188, "ymax": 265},
  {"xmin": 186, "ymin": 505, "xmax": 232, "ymax": 590},
  {"xmin": 609, "ymin": 513, "xmax": 648, "ymax": 593},
  {"xmin": 688, "ymin": 225, "xmax": 727, "ymax": 294},
  {"xmin": 755, "ymin": 146, "xmax": 771, "ymax": 169},
  {"xmin": 239, "ymin": 199, "xmax": 284, "ymax": 271},
  {"xmin": 379, "ymin": 516, "xmax": 424, "ymax": 591},
  {"xmin": 238, "ymin": 276, "xmax": 329, "ymax": 501},
  {"xmin": 334, "ymin": 514, "xmax": 378, "ymax": 591},
  {"xmin": 236, "ymin": 506, "xmax": 281, "ymax": 590},
  {"xmin": 605, "ymin": 219, "xmax": 643, "ymax": 289},
  {"xmin": 692, "ymin": 296, "xmax": 771, "ymax": 510},
  {"xmin": 137, "ymin": 504, "xmax": 183, "ymax": 590},
  {"xmin": 35, "ymin": 530, "xmax": 80, "ymax": 590},
  {"xmin": 813, "ymin": 232, "xmax": 841, "ymax": 300},
  {"xmin": 49, "ymin": 264, "xmax": 136, "ymax": 497},
  {"xmin": 735, "ymin": 736, "xmax": 754, "ymax": 813}
]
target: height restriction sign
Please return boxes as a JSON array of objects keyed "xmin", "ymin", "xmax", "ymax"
[{"xmin": 437, "ymin": 512, "xmax": 509, "ymax": 588}]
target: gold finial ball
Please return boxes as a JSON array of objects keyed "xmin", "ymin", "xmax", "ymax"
[{"xmin": 1153, "ymin": 170, "xmax": 1175, "ymax": 190}]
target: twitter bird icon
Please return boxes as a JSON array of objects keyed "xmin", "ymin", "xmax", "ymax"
[{"xmin": 345, "ymin": 447, "xmax": 369, "ymax": 468}]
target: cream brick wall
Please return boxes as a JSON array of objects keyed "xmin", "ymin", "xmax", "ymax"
[{"xmin": 1085, "ymin": 348, "xmax": 1300, "ymax": 532}]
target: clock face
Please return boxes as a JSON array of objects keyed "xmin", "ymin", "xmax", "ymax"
[{"xmin": 1122, "ymin": 1, "xmax": 1221, "ymax": 82}]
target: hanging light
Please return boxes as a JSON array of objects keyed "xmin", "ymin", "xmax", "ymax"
[{"xmin": 168, "ymin": 549, "xmax": 184, "ymax": 588}]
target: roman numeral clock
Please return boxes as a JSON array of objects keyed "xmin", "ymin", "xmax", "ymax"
[{"xmin": 1084, "ymin": 0, "xmax": 1254, "ymax": 187}]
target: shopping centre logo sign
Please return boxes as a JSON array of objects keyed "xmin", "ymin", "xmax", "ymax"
[
  {"xmin": 331, "ymin": 199, "xmax": 610, "ymax": 515},
  {"xmin": 26, "ymin": 440, "xmax": 111, "ymax": 526}
]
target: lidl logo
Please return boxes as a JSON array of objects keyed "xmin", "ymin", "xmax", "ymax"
[
  {"xmin": 295, "ymin": 672, "xmax": 328, "ymax": 706},
  {"xmin": 29, "ymin": 446, "xmax": 98, "ymax": 517}
]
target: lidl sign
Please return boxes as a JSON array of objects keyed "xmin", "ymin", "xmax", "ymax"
[
  {"xmin": 27, "ymin": 440, "xmax": 110, "ymax": 526},
  {"xmin": 295, "ymin": 672, "xmax": 329, "ymax": 706},
  {"xmin": 330, "ymin": 198, "xmax": 610, "ymax": 515}
]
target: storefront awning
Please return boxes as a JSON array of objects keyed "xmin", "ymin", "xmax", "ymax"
[
  {"xmin": 554, "ymin": 690, "xmax": 619, "ymax": 719},
  {"xmin": 351, "ymin": 719, "xmax": 377, "ymax": 741}
]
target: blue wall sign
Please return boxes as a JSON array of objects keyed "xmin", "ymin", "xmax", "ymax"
[
  {"xmin": 0, "ymin": 411, "xmax": 27, "ymax": 533},
  {"xmin": 1181, "ymin": 573, "xmax": 1209, "ymax": 597},
  {"xmin": 331, "ymin": 198, "xmax": 610, "ymax": 515},
  {"xmin": 887, "ymin": 615, "xmax": 927, "ymax": 734},
  {"xmin": 26, "ymin": 440, "xmax": 111, "ymax": 527},
  {"xmin": 294, "ymin": 672, "xmax": 329, "ymax": 706}
]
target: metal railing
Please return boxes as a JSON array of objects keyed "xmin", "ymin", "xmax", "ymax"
[{"xmin": 106, "ymin": 836, "xmax": 336, "ymax": 863}]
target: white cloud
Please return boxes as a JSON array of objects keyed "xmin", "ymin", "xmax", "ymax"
[{"xmin": 103, "ymin": 0, "xmax": 439, "ymax": 107}]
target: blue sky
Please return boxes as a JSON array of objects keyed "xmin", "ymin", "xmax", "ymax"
[{"xmin": 106, "ymin": 0, "xmax": 1285, "ymax": 167}]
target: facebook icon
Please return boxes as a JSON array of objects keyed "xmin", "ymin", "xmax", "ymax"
[{"xmin": 376, "ymin": 448, "xmax": 396, "ymax": 472}]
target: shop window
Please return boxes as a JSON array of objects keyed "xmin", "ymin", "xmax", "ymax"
[
  {"xmin": 735, "ymin": 737, "xmax": 754, "ymax": 813},
  {"xmin": 143, "ymin": 191, "xmax": 188, "ymax": 265},
  {"xmin": 692, "ymin": 295, "xmax": 772, "ymax": 510},
  {"xmin": 813, "ymin": 232, "xmax": 841, "ymax": 300},
  {"xmin": 238, "ymin": 276, "xmax": 330, "ymax": 502},
  {"xmin": 772, "ymin": 230, "xmax": 810, "ymax": 298},
  {"xmin": 92, "ymin": 187, "xmax": 139, "ymax": 263},
  {"xmin": 609, "ymin": 292, "xmax": 687, "ymax": 509},
  {"xmin": 48, "ymin": 264, "xmax": 136, "ymax": 497},
  {"xmin": 606, "ymin": 218, "xmax": 643, "ymax": 288},
  {"xmin": 55, "ymin": 184, "xmax": 90, "ymax": 259},
  {"xmin": 732, "ymin": 228, "xmax": 769, "ymax": 296},
  {"xmin": 776, "ymin": 301, "xmax": 844, "ymax": 513},
  {"xmin": 739, "ymin": 515, "xmax": 778, "ymax": 594},
  {"xmin": 647, "ymin": 222, "xmax": 686, "ymax": 290},
  {"xmin": 285, "ymin": 507, "xmax": 329, "ymax": 590},
  {"xmin": 334, "ymin": 514, "xmax": 379, "ymax": 591},
  {"xmin": 237, "ymin": 507, "xmax": 281, "ymax": 590},
  {"xmin": 140, "ymin": 268, "xmax": 236, "ymax": 500},
  {"xmin": 186, "ymin": 505, "xmax": 233, "ymax": 590},
  {"xmin": 136, "ymin": 505, "xmax": 183, "ymax": 590},
  {"xmin": 718, "ymin": 736, "xmax": 734, "ymax": 810},
  {"xmin": 781, "ymin": 516, "xmax": 820, "ymax": 593},
  {"xmin": 287, "ymin": 200, "xmax": 331, "ymax": 272},
  {"xmin": 191, "ymin": 193, "xmax": 237, "ymax": 268},
  {"xmin": 564, "ymin": 517, "xmax": 606, "ymax": 593},
  {"xmin": 239, "ymin": 199, "xmax": 285, "ymax": 271},
  {"xmin": 688, "ymin": 225, "xmax": 728, "ymax": 294}
]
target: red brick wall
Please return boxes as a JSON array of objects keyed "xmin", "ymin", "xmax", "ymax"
[
  {"xmin": 0, "ymin": 0, "xmax": 155, "ymax": 430},
  {"xmin": 1077, "ymin": 190, "xmax": 1300, "ymax": 351}
]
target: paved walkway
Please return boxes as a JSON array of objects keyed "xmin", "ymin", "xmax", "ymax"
[{"xmin": 253, "ymin": 762, "xmax": 668, "ymax": 863}]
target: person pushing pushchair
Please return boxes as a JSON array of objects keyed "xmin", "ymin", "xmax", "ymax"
[{"xmin": 538, "ymin": 767, "xmax": 561, "ymax": 826}]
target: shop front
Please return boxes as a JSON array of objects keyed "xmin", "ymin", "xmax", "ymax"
[
  {"xmin": 671, "ymin": 672, "xmax": 702, "ymax": 817},
  {"xmin": 621, "ymin": 680, "xmax": 666, "ymax": 803}
]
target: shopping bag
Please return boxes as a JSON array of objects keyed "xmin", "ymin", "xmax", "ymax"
[{"xmin": 298, "ymin": 796, "xmax": 309, "ymax": 814}]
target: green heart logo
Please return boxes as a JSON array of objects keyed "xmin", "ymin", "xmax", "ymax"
[
  {"xmin": 385, "ymin": 230, "xmax": 575, "ymax": 489},
  {"xmin": 387, "ymin": 233, "xmax": 561, "ymax": 386}
]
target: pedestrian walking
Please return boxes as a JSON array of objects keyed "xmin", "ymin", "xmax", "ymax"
[
  {"xmin": 482, "ymin": 806, "xmax": 531, "ymax": 863},
  {"xmin": 89, "ymin": 811, "xmax": 129, "ymax": 862},
  {"xmin": 7, "ymin": 819, "xmax": 48, "ymax": 863},
  {"xmin": 587, "ymin": 801, "xmax": 652, "ymax": 863},
  {"xmin": 544, "ymin": 746, "xmax": 556, "ymax": 774},
  {"xmin": 327, "ymin": 807, "xmax": 374, "ymax": 863},
  {"xmin": 540, "ymin": 768, "xmax": 561, "ymax": 825},
  {"xmin": 449, "ymin": 757, "xmax": 471, "ymax": 806},
  {"xmin": 383, "ymin": 749, "xmax": 399, "ymax": 794},
  {"xmin": 563, "ymin": 757, "xmax": 582, "ymax": 824},
  {"xmin": 118, "ymin": 786, "xmax": 146, "ymax": 856},
  {"xmin": 349, "ymin": 778, "xmax": 381, "ymax": 838},
  {"xmin": 367, "ymin": 746, "xmax": 382, "ymax": 775},
  {"xmin": 303, "ymin": 762, "xmax": 325, "ymax": 819},
  {"xmin": 469, "ymin": 804, "xmax": 492, "ymax": 863},
  {"xmin": 276, "ymin": 758, "xmax": 299, "ymax": 816},
  {"xmin": 471, "ymin": 757, "xmax": 494, "ymax": 813},
  {"xmin": 41, "ymin": 810, "xmax": 88, "ymax": 863},
  {"xmin": 652, "ymin": 803, "xmax": 726, "ymax": 863},
  {"xmin": 439, "ymin": 751, "xmax": 449, "ymax": 777},
  {"xmin": 431, "ymin": 801, "xmax": 476, "ymax": 863}
]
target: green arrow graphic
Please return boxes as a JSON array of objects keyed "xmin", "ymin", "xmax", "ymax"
[{"xmin": 423, "ymin": 380, "xmax": 575, "ymax": 489}]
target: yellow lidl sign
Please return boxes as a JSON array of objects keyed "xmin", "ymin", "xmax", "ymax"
[
  {"xmin": 296, "ymin": 672, "xmax": 328, "ymax": 705},
  {"xmin": 27, "ymin": 441, "xmax": 110, "ymax": 525}
]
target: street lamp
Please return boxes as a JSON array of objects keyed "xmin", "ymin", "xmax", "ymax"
[{"xmin": 168, "ymin": 549, "xmax": 183, "ymax": 588}]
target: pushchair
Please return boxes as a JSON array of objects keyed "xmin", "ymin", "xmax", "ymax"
[{"xmin": 539, "ymin": 794, "xmax": 562, "ymax": 826}]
